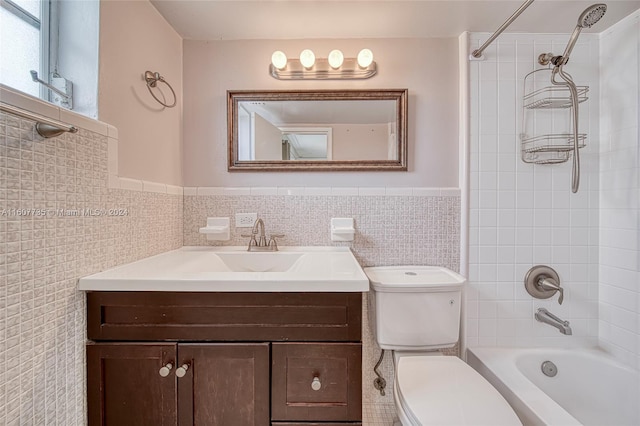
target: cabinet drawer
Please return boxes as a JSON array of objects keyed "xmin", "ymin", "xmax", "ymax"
[
  {"xmin": 272, "ymin": 343, "xmax": 362, "ymax": 422},
  {"xmin": 87, "ymin": 292, "xmax": 361, "ymax": 342}
]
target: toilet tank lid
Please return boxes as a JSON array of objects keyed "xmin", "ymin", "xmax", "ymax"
[{"xmin": 364, "ymin": 266, "xmax": 465, "ymax": 291}]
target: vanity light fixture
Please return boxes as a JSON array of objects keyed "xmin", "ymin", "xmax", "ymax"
[
  {"xmin": 271, "ymin": 51, "xmax": 288, "ymax": 70},
  {"xmin": 299, "ymin": 49, "xmax": 316, "ymax": 68},
  {"xmin": 328, "ymin": 49, "xmax": 344, "ymax": 69},
  {"xmin": 269, "ymin": 48, "xmax": 377, "ymax": 80},
  {"xmin": 357, "ymin": 48, "xmax": 374, "ymax": 68}
]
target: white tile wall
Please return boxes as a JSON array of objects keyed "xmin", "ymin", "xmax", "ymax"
[
  {"xmin": 467, "ymin": 32, "xmax": 601, "ymax": 348},
  {"xmin": 598, "ymin": 11, "xmax": 640, "ymax": 370}
]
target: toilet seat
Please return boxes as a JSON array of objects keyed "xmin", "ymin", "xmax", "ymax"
[{"xmin": 394, "ymin": 355, "xmax": 522, "ymax": 425}]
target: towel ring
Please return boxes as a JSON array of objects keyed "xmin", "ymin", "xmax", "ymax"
[{"xmin": 144, "ymin": 71, "xmax": 176, "ymax": 108}]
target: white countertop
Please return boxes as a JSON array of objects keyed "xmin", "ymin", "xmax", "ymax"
[{"xmin": 78, "ymin": 246, "xmax": 369, "ymax": 292}]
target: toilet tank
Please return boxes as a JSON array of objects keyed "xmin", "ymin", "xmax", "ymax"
[{"xmin": 364, "ymin": 266, "xmax": 465, "ymax": 350}]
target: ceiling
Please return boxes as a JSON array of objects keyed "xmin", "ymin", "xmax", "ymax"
[
  {"xmin": 241, "ymin": 100, "xmax": 396, "ymax": 125},
  {"xmin": 150, "ymin": 0, "xmax": 640, "ymax": 40}
]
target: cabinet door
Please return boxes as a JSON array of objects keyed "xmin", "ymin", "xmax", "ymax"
[
  {"xmin": 272, "ymin": 343, "xmax": 362, "ymax": 422},
  {"xmin": 177, "ymin": 343, "xmax": 270, "ymax": 426},
  {"xmin": 87, "ymin": 343, "xmax": 177, "ymax": 426}
]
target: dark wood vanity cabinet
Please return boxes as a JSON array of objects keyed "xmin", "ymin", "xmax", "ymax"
[
  {"xmin": 87, "ymin": 343, "xmax": 178, "ymax": 426},
  {"xmin": 272, "ymin": 343, "xmax": 362, "ymax": 422},
  {"xmin": 87, "ymin": 342, "xmax": 269, "ymax": 425},
  {"xmin": 86, "ymin": 292, "xmax": 362, "ymax": 426}
]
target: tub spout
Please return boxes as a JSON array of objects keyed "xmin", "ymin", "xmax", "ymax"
[{"xmin": 535, "ymin": 308, "xmax": 572, "ymax": 335}]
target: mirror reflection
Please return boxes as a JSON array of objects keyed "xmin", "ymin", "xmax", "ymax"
[{"xmin": 228, "ymin": 89, "xmax": 407, "ymax": 171}]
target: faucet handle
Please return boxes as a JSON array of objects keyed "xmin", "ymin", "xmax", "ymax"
[
  {"xmin": 525, "ymin": 266, "xmax": 564, "ymax": 305},
  {"xmin": 241, "ymin": 234, "xmax": 258, "ymax": 246},
  {"xmin": 268, "ymin": 234, "xmax": 285, "ymax": 251},
  {"xmin": 539, "ymin": 277, "xmax": 564, "ymax": 305}
]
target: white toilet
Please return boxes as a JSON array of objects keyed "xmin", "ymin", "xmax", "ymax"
[{"xmin": 365, "ymin": 266, "xmax": 522, "ymax": 426}]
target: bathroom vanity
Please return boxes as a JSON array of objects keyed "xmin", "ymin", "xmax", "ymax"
[{"xmin": 80, "ymin": 247, "xmax": 368, "ymax": 426}]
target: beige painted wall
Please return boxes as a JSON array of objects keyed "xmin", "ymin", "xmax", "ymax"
[
  {"xmin": 99, "ymin": 0, "xmax": 183, "ymax": 186},
  {"xmin": 332, "ymin": 123, "xmax": 390, "ymax": 160},
  {"xmin": 183, "ymin": 38, "xmax": 459, "ymax": 187},
  {"xmin": 254, "ymin": 112, "xmax": 283, "ymax": 160}
]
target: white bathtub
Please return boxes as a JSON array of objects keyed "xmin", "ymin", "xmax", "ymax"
[{"xmin": 467, "ymin": 347, "xmax": 640, "ymax": 426}]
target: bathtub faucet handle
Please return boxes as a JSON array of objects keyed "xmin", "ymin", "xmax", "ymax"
[
  {"xmin": 525, "ymin": 266, "xmax": 564, "ymax": 305},
  {"xmin": 538, "ymin": 277, "xmax": 564, "ymax": 305}
]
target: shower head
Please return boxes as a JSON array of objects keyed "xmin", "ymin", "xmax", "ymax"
[
  {"xmin": 559, "ymin": 3, "xmax": 607, "ymax": 65},
  {"xmin": 578, "ymin": 3, "xmax": 607, "ymax": 28}
]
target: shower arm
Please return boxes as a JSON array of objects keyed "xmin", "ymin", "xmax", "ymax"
[
  {"xmin": 559, "ymin": 26, "xmax": 584, "ymax": 66},
  {"xmin": 470, "ymin": 0, "xmax": 535, "ymax": 59},
  {"xmin": 551, "ymin": 66, "xmax": 581, "ymax": 193}
]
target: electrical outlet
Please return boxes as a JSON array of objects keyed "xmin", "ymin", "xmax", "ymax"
[{"xmin": 235, "ymin": 213, "xmax": 257, "ymax": 228}]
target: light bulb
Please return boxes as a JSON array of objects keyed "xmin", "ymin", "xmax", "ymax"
[
  {"xmin": 299, "ymin": 49, "xmax": 316, "ymax": 69},
  {"xmin": 357, "ymin": 48, "xmax": 374, "ymax": 68},
  {"xmin": 328, "ymin": 49, "xmax": 344, "ymax": 69},
  {"xmin": 271, "ymin": 51, "xmax": 287, "ymax": 70}
]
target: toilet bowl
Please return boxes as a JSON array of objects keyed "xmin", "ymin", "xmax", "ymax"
[{"xmin": 364, "ymin": 266, "xmax": 521, "ymax": 426}]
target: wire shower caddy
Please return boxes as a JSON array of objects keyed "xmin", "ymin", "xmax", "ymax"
[{"xmin": 520, "ymin": 68, "xmax": 589, "ymax": 164}]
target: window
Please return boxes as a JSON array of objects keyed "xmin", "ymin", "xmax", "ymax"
[
  {"xmin": 1, "ymin": 0, "xmax": 99, "ymax": 115},
  {"xmin": 0, "ymin": 0, "xmax": 102, "ymax": 114},
  {"xmin": 0, "ymin": 0, "xmax": 52, "ymax": 99}
]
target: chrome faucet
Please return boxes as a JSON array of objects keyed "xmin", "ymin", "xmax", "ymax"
[
  {"xmin": 242, "ymin": 218, "xmax": 284, "ymax": 251},
  {"xmin": 252, "ymin": 218, "xmax": 267, "ymax": 247},
  {"xmin": 535, "ymin": 308, "xmax": 572, "ymax": 335}
]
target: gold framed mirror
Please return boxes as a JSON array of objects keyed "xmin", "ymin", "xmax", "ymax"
[{"xmin": 227, "ymin": 89, "xmax": 408, "ymax": 171}]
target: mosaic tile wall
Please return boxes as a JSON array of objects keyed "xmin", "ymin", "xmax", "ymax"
[
  {"xmin": 0, "ymin": 112, "xmax": 183, "ymax": 425},
  {"xmin": 184, "ymin": 195, "xmax": 460, "ymax": 268},
  {"xmin": 184, "ymin": 194, "xmax": 461, "ymax": 406}
]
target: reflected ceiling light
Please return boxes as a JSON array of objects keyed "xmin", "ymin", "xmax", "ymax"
[
  {"xmin": 328, "ymin": 49, "xmax": 344, "ymax": 69},
  {"xmin": 271, "ymin": 51, "xmax": 288, "ymax": 70},
  {"xmin": 357, "ymin": 48, "xmax": 374, "ymax": 68},
  {"xmin": 299, "ymin": 49, "xmax": 316, "ymax": 68},
  {"xmin": 269, "ymin": 48, "xmax": 377, "ymax": 80}
]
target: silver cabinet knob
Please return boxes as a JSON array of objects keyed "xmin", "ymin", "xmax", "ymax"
[
  {"xmin": 176, "ymin": 363, "xmax": 190, "ymax": 378},
  {"xmin": 159, "ymin": 363, "xmax": 173, "ymax": 377},
  {"xmin": 311, "ymin": 376, "xmax": 322, "ymax": 391}
]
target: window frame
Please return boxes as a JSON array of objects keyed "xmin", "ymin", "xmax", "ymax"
[{"xmin": 1, "ymin": 0, "xmax": 53, "ymax": 101}]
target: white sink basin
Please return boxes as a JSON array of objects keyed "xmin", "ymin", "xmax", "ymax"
[
  {"xmin": 78, "ymin": 246, "xmax": 369, "ymax": 292},
  {"xmin": 215, "ymin": 252, "xmax": 304, "ymax": 272}
]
